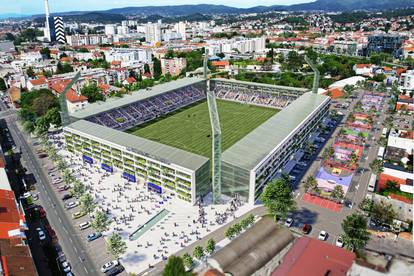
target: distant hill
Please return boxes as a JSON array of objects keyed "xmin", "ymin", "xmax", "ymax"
[{"xmin": 3, "ymin": 0, "xmax": 414, "ymax": 20}]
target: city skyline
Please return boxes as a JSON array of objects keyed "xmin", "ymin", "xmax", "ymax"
[{"xmin": 1, "ymin": 0, "xmax": 313, "ymax": 15}]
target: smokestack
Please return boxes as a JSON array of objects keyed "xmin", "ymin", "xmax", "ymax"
[{"xmin": 44, "ymin": 0, "xmax": 51, "ymax": 41}]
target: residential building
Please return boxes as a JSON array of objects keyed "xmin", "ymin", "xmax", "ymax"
[
  {"xmin": 399, "ymin": 70, "xmax": 414, "ymax": 93},
  {"xmin": 104, "ymin": 24, "xmax": 116, "ymax": 36},
  {"xmin": 27, "ymin": 77, "xmax": 48, "ymax": 91},
  {"xmin": 353, "ymin": 64, "xmax": 374, "ymax": 76},
  {"xmin": 161, "ymin": 57, "xmax": 187, "ymax": 76},
  {"xmin": 175, "ymin": 21, "xmax": 187, "ymax": 40},
  {"xmin": 365, "ymin": 34, "xmax": 404, "ymax": 58},
  {"xmin": 145, "ymin": 23, "xmax": 162, "ymax": 44}
]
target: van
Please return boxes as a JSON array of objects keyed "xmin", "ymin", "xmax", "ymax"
[
  {"xmin": 367, "ymin": 174, "xmax": 377, "ymax": 192},
  {"xmin": 79, "ymin": 221, "xmax": 91, "ymax": 230}
]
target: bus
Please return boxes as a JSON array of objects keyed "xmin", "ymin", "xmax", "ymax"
[
  {"xmin": 377, "ymin": 146, "xmax": 385, "ymax": 160},
  {"xmin": 382, "ymin": 128, "xmax": 388, "ymax": 137}
]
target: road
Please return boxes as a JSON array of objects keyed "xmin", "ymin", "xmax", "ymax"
[{"xmin": 4, "ymin": 115, "xmax": 99, "ymax": 276}]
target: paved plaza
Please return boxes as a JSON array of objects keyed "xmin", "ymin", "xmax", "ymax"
[{"xmin": 53, "ymin": 135, "xmax": 254, "ymax": 274}]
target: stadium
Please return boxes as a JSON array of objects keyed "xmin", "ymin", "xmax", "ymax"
[{"xmin": 64, "ymin": 77, "xmax": 330, "ymax": 205}]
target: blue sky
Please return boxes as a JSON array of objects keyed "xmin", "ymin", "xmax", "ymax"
[{"xmin": 2, "ymin": 0, "xmax": 313, "ymax": 15}]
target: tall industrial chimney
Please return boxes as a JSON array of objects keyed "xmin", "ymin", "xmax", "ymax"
[{"xmin": 44, "ymin": 0, "xmax": 51, "ymax": 41}]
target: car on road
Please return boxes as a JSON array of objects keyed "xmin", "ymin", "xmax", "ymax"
[
  {"xmin": 65, "ymin": 201, "xmax": 78, "ymax": 209},
  {"xmin": 318, "ymin": 230, "xmax": 328, "ymax": 241},
  {"xmin": 284, "ymin": 218, "xmax": 294, "ymax": 228},
  {"xmin": 36, "ymin": 227, "xmax": 46, "ymax": 241},
  {"xmin": 72, "ymin": 211, "xmax": 86, "ymax": 219},
  {"xmin": 87, "ymin": 232, "xmax": 102, "ymax": 242},
  {"xmin": 101, "ymin": 260, "xmax": 119, "ymax": 273},
  {"xmin": 79, "ymin": 221, "xmax": 91, "ymax": 230},
  {"xmin": 58, "ymin": 185, "xmax": 70, "ymax": 192},
  {"xmin": 336, "ymin": 236, "xmax": 344, "ymax": 247},
  {"xmin": 301, "ymin": 224, "xmax": 312, "ymax": 234},
  {"xmin": 60, "ymin": 261, "xmax": 71, "ymax": 273},
  {"xmin": 105, "ymin": 265, "xmax": 124, "ymax": 276},
  {"xmin": 62, "ymin": 194, "xmax": 73, "ymax": 201}
]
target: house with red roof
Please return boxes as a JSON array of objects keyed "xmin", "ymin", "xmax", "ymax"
[
  {"xmin": 272, "ymin": 237, "xmax": 355, "ymax": 276},
  {"xmin": 122, "ymin": 77, "xmax": 137, "ymax": 86},
  {"xmin": 27, "ymin": 77, "xmax": 48, "ymax": 91},
  {"xmin": 353, "ymin": 64, "xmax": 374, "ymax": 76},
  {"xmin": 50, "ymin": 80, "xmax": 88, "ymax": 113}
]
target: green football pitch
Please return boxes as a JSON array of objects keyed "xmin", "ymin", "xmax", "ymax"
[{"xmin": 126, "ymin": 99, "xmax": 278, "ymax": 158}]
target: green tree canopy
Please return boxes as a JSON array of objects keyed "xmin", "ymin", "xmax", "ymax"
[
  {"xmin": 107, "ymin": 233, "xmax": 127, "ymax": 259},
  {"xmin": 80, "ymin": 193, "xmax": 96, "ymax": 214},
  {"xmin": 92, "ymin": 211, "xmax": 111, "ymax": 232},
  {"xmin": 261, "ymin": 178, "xmax": 296, "ymax": 221},
  {"xmin": 342, "ymin": 213, "xmax": 370, "ymax": 251},
  {"xmin": 163, "ymin": 256, "xmax": 187, "ymax": 276},
  {"xmin": 81, "ymin": 83, "xmax": 104, "ymax": 103}
]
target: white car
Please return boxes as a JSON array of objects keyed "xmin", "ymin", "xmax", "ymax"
[
  {"xmin": 284, "ymin": 218, "xmax": 294, "ymax": 228},
  {"xmin": 318, "ymin": 230, "xmax": 328, "ymax": 241},
  {"xmin": 36, "ymin": 228, "xmax": 46, "ymax": 241},
  {"xmin": 336, "ymin": 236, "xmax": 344, "ymax": 248},
  {"xmin": 61, "ymin": 261, "xmax": 71, "ymax": 273},
  {"xmin": 79, "ymin": 221, "xmax": 91, "ymax": 230},
  {"xmin": 101, "ymin": 260, "xmax": 119, "ymax": 273},
  {"xmin": 66, "ymin": 201, "xmax": 78, "ymax": 210}
]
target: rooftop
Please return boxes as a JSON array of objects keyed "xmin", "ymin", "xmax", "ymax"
[
  {"xmin": 70, "ymin": 77, "xmax": 205, "ymax": 119},
  {"xmin": 222, "ymin": 93, "xmax": 329, "ymax": 171},
  {"xmin": 0, "ymin": 189, "xmax": 20, "ymax": 240},
  {"xmin": 65, "ymin": 120, "xmax": 209, "ymax": 171},
  {"xmin": 212, "ymin": 78, "xmax": 309, "ymax": 93},
  {"xmin": 271, "ymin": 237, "xmax": 355, "ymax": 276}
]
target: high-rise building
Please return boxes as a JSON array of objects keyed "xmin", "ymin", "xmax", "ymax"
[
  {"xmin": 105, "ymin": 24, "xmax": 116, "ymax": 36},
  {"xmin": 145, "ymin": 22, "xmax": 162, "ymax": 44},
  {"xmin": 365, "ymin": 34, "xmax": 405, "ymax": 58},
  {"xmin": 43, "ymin": 1, "xmax": 65, "ymax": 43},
  {"xmin": 175, "ymin": 21, "xmax": 187, "ymax": 40},
  {"xmin": 44, "ymin": 0, "xmax": 51, "ymax": 41}
]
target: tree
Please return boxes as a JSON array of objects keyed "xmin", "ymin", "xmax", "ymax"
[
  {"xmin": 182, "ymin": 253, "xmax": 193, "ymax": 269},
  {"xmin": 153, "ymin": 57, "xmax": 162, "ymax": 80},
  {"xmin": 44, "ymin": 107, "xmax": 62, "ymax": 127},
  {"xmin": 0, "ymin": 78, "xmax": 7, "ymax": 91},
  {"xmin": 343, "ymin": 84, "xmax": 354, "ymax": 97},
  {"xmin": 322, "ymin": 147, "xmax": 335, "ymax": 160},
  {"xmin": 32, "ymin": 93, "xmax": 58, "ymax": 117},
  {"xmin": 304, "ymin": 176, "xmax": 319, "ymax": 193},
  {"xmin": 163, "ymin": 256, "xmax": 187, "ymax": 276},
  {"xmin": 40, "ymin": 47, "xmax": 51, "ymax": 59},
  {"xmin": 261, "ymin": 178, "xmax": 296, "ymax": 221},
  {"xmin": 225, "ymin": 226, "xmax": 236, "ymax": 240},
  {"xmin": 371, "ymin": 201, "xmax": 397, "ymax": 226},
  {"xmin": 26, "ymin": 67, "xmax": 36, "ymax": 78},
  {"xmin": 107, "ymin": 233, "xmax": 127, "ymax": 259},
  {"xmin": 71, "ymin": 180, "xmax": 86, "ymax": 198},
  {"xmin": 144, "ymin": 63, "xmax": 151, "ymax": 74},
  {"xmin": 23, "ymin": 121, "xmax": 35, "ymax": 133},
  {"xmin": 331, "ymin": 185, "xmax": 345, "ymax": 200},
  {"xmin": 192, "ymin": 246, "xmax": 205, "ymax": 260},
  {"xmin": 205, "ymin": 239, "xmax": 216, "ymax": 255},
  {"xmin": 80, "ymin": 193, "xmax": 96, "ymax": 214},
  {"xmin": 81, "ymin": 83, "xmax": 104, "ymax": 103},
  {"xmin": 92, "ymin": 211, "xmax": 110, "ymax": 232},
  {"xmin": 359, "ymin": 197, "xmax": 374, "ymax": 214},
  {"xmin": 34, "ymin": 116, "xmax": 50, "ymax": 135},
  {"xmin": 342, "ymin": 213, "xmax": 370, "ymax": 251},
  {"xmin": 369, "ymin": 159, "xmax": 383, "ymax": 175}
]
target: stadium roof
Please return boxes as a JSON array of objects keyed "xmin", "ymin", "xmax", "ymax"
[
  {"xmin": 222, "ymin": 93, "xmax": 329, "ymax": 171},
  {"xmin": 212, "ymin": 78, "xmax": 310, "ymax": 93},
  {"xmin": 70, "ymin": 77, "xmax": 205, "ymax": 119},
  {"xmin": 65, "ymin": 120, "xmax": 209, "ymax": 171}
]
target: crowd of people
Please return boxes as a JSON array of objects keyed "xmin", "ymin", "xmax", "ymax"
[
  {"xmin": 213, "ymin": 87, "xmax": 295, "ymax": 109},
  {"xmin": 87, "ymin": 86, "xmax": 205, "ymax": 130}
]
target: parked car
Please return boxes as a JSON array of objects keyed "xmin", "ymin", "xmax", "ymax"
[
  {"xmin": 105, "ymin": 265, "xmax": 124, "ymax": 276},
  {"xmin": 38, "ymin": 153, "xmax": 48, "ymax": 158},
  {"xmin": 36, "ymin": 227, "xmax": 46, "ymax": 241},
  {"xmin": 65, "ymin": 201, "xmax": 78, "ymax": 209},
  {"xmin": 301, "ymin": 224, "xmax": 312, "ymax": 234},
  {"xmin": 101, "ymin": 260, "xmax": 119, "ymax": 273},
  {"xmin": 336, "ymin": 236, "xmax": 344, "ymax": 248},
  {"xmin": 79, "ymin": 221, "xmax": 91, "ymax": 230},
  {"xmin": 58, "ymin": 185, "xmax": 70, "ymax": 192},
  {"xmin": 72, "ymin": 211, "xmax": 86, "ymax": 219},
  {"xmin": 318, "ymin": 230, "xmax": 328, "ymax": 241},
  {"xmin": 284, "ymin": 218, "xmax": 294, "ymax": 228},
  {"xmin": 62, "ymin": 194, "xmax": 73, "ymax": 201},
  {"xmin": 87, "ymin": 232, "xmax": 102, "ymax": 242},
  {"xmin": 60, "ymin": 261, "xmax": 71, "ymax": 273}
]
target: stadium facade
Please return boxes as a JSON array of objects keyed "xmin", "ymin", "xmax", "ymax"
[{"xmin": 64, "ymin": 77, "xmax": 330, "ymax": 205}]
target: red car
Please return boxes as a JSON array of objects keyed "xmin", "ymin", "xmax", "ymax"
[{"xmin": 301, "ymin": 224, "xmax": 312, "ymax": 234}]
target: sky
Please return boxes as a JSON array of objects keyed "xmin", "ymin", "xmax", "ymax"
[{"xmin": 2, "ymin": 0, "xmax": 314, "ymax": 15}]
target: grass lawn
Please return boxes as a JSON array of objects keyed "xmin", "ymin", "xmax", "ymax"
[{"xmin": 126, "ymin": 99, "xmax": 278, "ymax": 157}]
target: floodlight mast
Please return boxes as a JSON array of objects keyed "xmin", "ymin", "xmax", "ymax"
[
  {"xmin": 304, "ymin": 56, "xmax": 320, "ymax": 94},
  {"xmin": 204, "ymin": 50, "xmax": 222, "ymax": 204},
  {"xmin": 59, "ymin": 72, "xmax": 81, "ymax": 127}
]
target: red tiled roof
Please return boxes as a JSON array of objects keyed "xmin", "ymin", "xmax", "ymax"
[
  {"xmin": 29, "ymin": 77, "xmax": 47, "ymax": 86},
  {"xmin": 377, "ymin": 173, "xmax": 407, "ymax": 192},
  {"xmin": 125, "ymin": 77, "xmax": 136, "ymax": 84},
  {"xmin": 65, "ymin": 90, "xmax": 87, "ymax": 103},
  {"xmin": 355, "ymin": 64, "xmax": 372, "ymax": 69},
  {"xmin": 272, "ymin": 237, "xmax": 355, "ymax": 276},
  {"xmin": 0, "ymin": 189, "xmax": 20, "ymax": 239},
  {"xmin": 328, "ymin": 88, "xmax": 344, "ymax": 99},
  {"xmin": 111, "ymin": 60, "xmax": 121, "ymax": 66},
  {"xmin": 50, "ymin": 80, "xmax": 87, "ymax": 103},
  {"xmin": 212, "ymin": 60, "xmax": 229, "ymax": 67}
]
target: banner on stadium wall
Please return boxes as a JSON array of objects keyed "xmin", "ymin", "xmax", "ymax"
[
  {"xmin": 148, "ymin": 182, "xmax": 162, "ymax": 194},
  {"xmin": 101, "ymin": 163, "xmax": 113, "ymax": 173},
  {"xmin": 82, "ymin": 155, "xmax": 93, "ymax": 164},
  {"xmin": 122, "ymin": 172, "xmax": 136, "ymax": 182}
]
